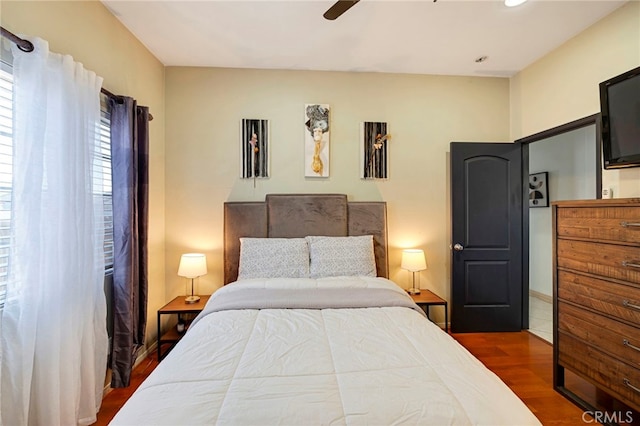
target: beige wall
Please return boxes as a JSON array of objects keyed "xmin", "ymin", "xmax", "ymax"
[
  {"xmin": 165, "ymin": 67, "xmax": 510, "ymax": 314},
  {"xmin": 0, "ymin": 0, "xmax": 166, "ymax": 345},
  {"xmin": 511, "ymin": 2, "xmax": 640, "ymax": 198},
  {"xmin": 3, "ymin": 0, "xmax": 637, "ymax": 344}
]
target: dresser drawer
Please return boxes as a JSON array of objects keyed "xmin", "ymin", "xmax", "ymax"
[
  {"xmin": 557, "ymin": 239, "xmax": 640, "ymax": 285},
  {"xmin": 558, "ymin": 332, "xmax": 640, "ymax": 411},
  {"xmin": 558, "ymin": 270, "xmax": 640, "ymax": 326},
  {"xmin": 556, "ymin": 206, "xmax": 640, "ymax": 244},
  {"xmin": 558, "ymin": 301, "xmax": 640, "ymax": 366}
]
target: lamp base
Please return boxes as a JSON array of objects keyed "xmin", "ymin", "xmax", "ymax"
[
  {"xmin": 185, "ymin": 295, "xmax": 201, "ymax": 304},
  {"xmin": 407, "ymin": 288, "xmax": 421, "ymax": 295}
]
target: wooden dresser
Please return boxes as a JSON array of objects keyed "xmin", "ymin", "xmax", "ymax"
[{"xmin": 553, "ymin": 198, "xmax": 640, "ymax": 412}]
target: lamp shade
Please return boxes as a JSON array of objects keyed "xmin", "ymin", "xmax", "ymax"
[
  {"xmin": 177, "ymin": 253, "xmax": 208, "ymax": 278},
  {"xmin": 401, "ymin": 249, "xmax": 427, "ymax": 272}
]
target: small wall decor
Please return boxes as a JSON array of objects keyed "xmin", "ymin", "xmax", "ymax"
[
  {"xmin": 304, "ymin": 104, "xmax": 330, "ymax": 177},
  {"xmin": 529, "ymin": 171, "xmax": 549, "ymax": 207},
  {"xmin": 240, "ymin": 119, "xmax": 269, "ymax": 184},
  {"xmin": 361, "ymin": 121, "xmax": 390, "ymax": 179}
]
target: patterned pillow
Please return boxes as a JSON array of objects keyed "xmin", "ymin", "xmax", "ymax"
[
  {"xmin": 306, "ymin": 235, "xmax": 376, "ymax": 278},
  {"xmin": 238, "ymin": 238, "xmax": 310, "ymax": 279}
]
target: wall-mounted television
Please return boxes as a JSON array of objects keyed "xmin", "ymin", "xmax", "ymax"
[{"xmin": 599, "ymin": 65, "xmax": 640, "ymax": 169}]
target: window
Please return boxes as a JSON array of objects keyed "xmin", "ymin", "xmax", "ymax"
[
  {"xmin": 0, "ymin": 62, "xmax": 13, "ymax": 309},
  {"xmin": 98, "ymin": 96, "xmax": 115, "ymax": 272},
  {"xmin": 0, "ymin": 59, "xmax": 114, "ymax": 309}
]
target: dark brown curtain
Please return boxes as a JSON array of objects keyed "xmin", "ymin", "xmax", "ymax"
[{"xmin": 109, "ymin": 96, "xmax": 149, "ymax": 388}]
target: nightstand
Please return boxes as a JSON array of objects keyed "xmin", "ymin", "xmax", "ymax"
[
  {"xmin": 410, "ymin": 290, "xmax": 448, "ymax": 333},
  {"xmin": 157, "ymin": 295, "xmax": 210, "ymax": 361}
]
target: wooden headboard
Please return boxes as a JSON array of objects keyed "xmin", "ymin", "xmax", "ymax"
[{"xmin": 223, "ymin": 194, "xmax": 388, "ymax": 284}]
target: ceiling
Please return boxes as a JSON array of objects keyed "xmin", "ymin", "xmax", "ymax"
[{"xmin": 101, "ymin": 0, "xmax": 628, "ymax": 77}]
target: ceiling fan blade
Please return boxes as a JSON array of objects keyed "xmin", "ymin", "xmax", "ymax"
[{"xmin": 323, "ymin": 0, "xmax": 361, "ymax": 20}]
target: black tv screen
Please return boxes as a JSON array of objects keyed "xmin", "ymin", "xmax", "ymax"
[{"xmin": 600, "ymin": 65, "xmax": 640, "ymax": 169}]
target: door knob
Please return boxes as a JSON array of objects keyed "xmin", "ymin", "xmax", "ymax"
[{"xmin": 453, "ymin": 243, "xmax": 464, "ymax": 251}]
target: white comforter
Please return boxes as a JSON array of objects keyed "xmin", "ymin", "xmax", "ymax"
[{"xmin": 111, "ymin": 277, "xmax": 540, "ymax": 425}]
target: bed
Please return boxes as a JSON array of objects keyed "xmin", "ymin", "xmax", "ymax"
[{"xmin": 110, "ymin": 194, "xmax": 540, "ymax": 425}]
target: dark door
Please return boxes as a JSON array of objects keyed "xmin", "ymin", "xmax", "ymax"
[{"xmin": 450, "ymin": 142, "xmax": 523, "ymax": 332}]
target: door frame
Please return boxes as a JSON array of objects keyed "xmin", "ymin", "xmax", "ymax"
[{"xmin": 515, "ymin": 113, "xmax": 602, "ymax": 328}]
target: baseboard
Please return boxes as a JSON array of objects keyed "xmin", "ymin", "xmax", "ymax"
[
  {"xmin": 529, "ymin": 289, "xmax": 552, "ymax": 304},
  {"xmin": 102, "ymin": 341, "xmax": 157, "ymax": 396}
]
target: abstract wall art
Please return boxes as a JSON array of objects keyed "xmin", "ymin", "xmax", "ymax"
[
  {"xmin": 529, "ymin": 171, "xmax": 549, "ymax": 207},
  {"xmin": 240, "ymin": 119, "xmax": 269, "ymax": 183},
  {"xmin": 304, "ymin": 104, "xmax": 330, "ymax": 177},
  {"xmin": 361, "ymin": 121, "xmax": 390, "ymax": 179}
]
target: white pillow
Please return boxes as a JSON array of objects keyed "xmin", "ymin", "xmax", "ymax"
[
  {"xmin": 238, "ymin": 238, "xmax": 310, "ymax": 279},
  {"xmin": 306, "ymin": 235, "xmax": 376, "ymax": 278}
]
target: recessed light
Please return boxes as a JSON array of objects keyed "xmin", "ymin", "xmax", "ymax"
[
  {"xmin": 505, "ymin": 0, "xmax": 528, "ymax": 7},
  {"xmin": 475, "ymin": 56, "xmax": 488, "ymax": 63}
]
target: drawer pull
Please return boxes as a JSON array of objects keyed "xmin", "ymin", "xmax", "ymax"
[
  {"xmin": 621, "ymin": 221, "xmax": 640, "ymax": 228},
  {"xmin": 623, "ymin": 299, "xmax": 640, "ymax": 311},
  {"xmin": 624, "ymin": 378, "xmax": 640, "ymax": 394},
  {"xmin": 622, "ymin": 261, "xmax": 640, "ymax": 269},
  {"xmin": 623, "ymin": 339, "xmax": 640, "ymax": 352}
]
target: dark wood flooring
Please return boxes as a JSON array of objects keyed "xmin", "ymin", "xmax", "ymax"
[
  {"xmin": 95, "ymin": 331, "xmax": 586, "ymax": 425},
  {"xmin": 95, "ymin": 356, "xmax": 159, "ymax": 426}
]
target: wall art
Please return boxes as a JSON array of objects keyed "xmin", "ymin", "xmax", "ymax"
[
  {"xmin": 529, "ymin": 171, "xmax": 549, "ymax": 207},
  {"xmin": 304, "ymin": 104, "xmax": 330, "ymax": 177},
  {"xmin": 361, "ymin": 121, "xmax": 390, "ymax": 179},
  {"xmin": 240, "ymin": 119, "xmax": 269, "ymax": 184}
]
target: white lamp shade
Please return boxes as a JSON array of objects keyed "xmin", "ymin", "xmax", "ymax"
[
  {"xmin": 178, "ymin": 253, "xmax": 208, "ymax": 278},
  {"xmin": 401, "ymin": 249, "xmax": 427, "ymax": 272}
]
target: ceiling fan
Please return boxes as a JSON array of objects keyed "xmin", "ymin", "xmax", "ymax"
[
  {"xmin": 323, "ymin": 0, "xmax": 438, "ymax": 21},
  {"xmin": 323, "ymin": 0, "xmax": 360, "ymax": 20}
]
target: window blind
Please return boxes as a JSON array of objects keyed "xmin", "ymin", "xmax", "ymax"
[
  {"xmin": 0, "ymin": 64, "xmax": 12, "ymax": 308},
  {"xmin": 97, "ymin": 96, "xmax": 114, "ymax": 271}
]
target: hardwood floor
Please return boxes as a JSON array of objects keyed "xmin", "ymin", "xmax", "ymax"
[
  {"xmin": 95, "ymin": 356, "xmax": 159, "ymax": 426},
  {"xmin": 96, "ymin": 331, "xmax": 585, "ymax": 425},
  {"xmin": 452, "ymin": 331, "xmax": 588, "ymax": 425}
]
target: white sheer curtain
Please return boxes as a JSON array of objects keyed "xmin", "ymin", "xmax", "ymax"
[{"xmin": 0, "ymin": 38, "xmax": 108, "ymax": 425}]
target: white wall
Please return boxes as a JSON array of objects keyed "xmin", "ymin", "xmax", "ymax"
[
  {"xmin": 529, "ymin": 125, "xmax": 597, "ymax": 296},
  {"xmin": 512, "ymin": 1, "xmax": 640, "ymax": 198}
]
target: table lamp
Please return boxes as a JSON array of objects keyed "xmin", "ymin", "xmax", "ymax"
[
  {"xmin": 178, "ymin": 253, "xmax": 207, "ymax": 303},
  {"xmin": 401, "ymin": 249, "xmax": 427, "ymax": 295}
]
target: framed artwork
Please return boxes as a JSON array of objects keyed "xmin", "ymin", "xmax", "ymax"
[
  {"xmin": 240, "ymin": 119, "xmax": 269, "ymax": 183},
  {"xmin": 529, "ymin": 172, "xmax": 549, "ymax": 207},
  {"xmin": 304, "ymin": 104, "xmax": 330, "ymax": 177},
  {"xmin": 361, "ymin": 121, "xmax": 389, "ymax": 179}
]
